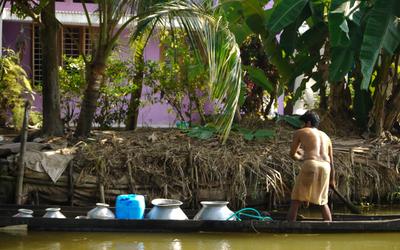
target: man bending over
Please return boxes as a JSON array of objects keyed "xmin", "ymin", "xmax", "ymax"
[{"xmin": 287, "ymin": 111, "xmax": 336, "ymax": 221}]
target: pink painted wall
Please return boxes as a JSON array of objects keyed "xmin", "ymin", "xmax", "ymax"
[{"xmin": 137, "ymin": 37, "xmax": 178, "ymax": 128}]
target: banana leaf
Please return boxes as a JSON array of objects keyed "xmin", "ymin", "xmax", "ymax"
[
  {"xmin": 360, "ymin": 0, "xmax": 397, "ymax": 89},
  {"xmin": 266, "ymin": 0, "xmax": 309, "ymax": 35},
  {"xmin": 245, "ymin": 66, "xmax": 274, "ymax": 93}
]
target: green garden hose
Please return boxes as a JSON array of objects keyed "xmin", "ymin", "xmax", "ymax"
[{"xmin": 226, "ymin": 208, "xmax": 273, "ymax": 221}]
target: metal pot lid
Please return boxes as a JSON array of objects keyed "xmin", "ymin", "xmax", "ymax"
[
  {"xmin": 151, "ymin": 198, "xmax": 183, "ymax": 207},
  {"xmin": 17, "ymin": 209, "xmax": 33, "ymax": 214},
  {"xmin": 95, "ymin": 203, "xmax": 110, "ymax": 207},
  {"xmin": 200, "ymin": 201, "xmax": 229, "ymax": 206},
  {"xmin": 45, "ymin": 208, "xmax": 61, "ymax": 212}
]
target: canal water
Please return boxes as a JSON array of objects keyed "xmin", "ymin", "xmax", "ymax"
[
  {"xmin": 1, "ymin": 206, "xmax": 400, "ymax": 250},
  {"xmin": 1, "ymin": 231, "xmax": 400, "ymax": 250}
]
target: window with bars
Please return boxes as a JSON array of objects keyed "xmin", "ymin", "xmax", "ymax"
[
  {"xmin": 32, "ymin": 26, "xmax": 95, "ymax": 84},
  {"xmin": 33, "ymin": 26, "xmax": 43, "ymax": 85},
  {"xmin": 63, "ymin": 27, "xmax": 81, "ymax": 57},
  {"xmin": 84, "ymin": 27, "xmax": 93, "ymax": 55}
]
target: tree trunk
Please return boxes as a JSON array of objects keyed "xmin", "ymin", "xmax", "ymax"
[
  {"xmin": 368, "ymin": 54, "xmax": 392, "ymax": 135},
  {"xmin": 40, "ymin": 0, "xmax": 64, "ymax": 136},
  {"xmin": 383, "ymin": 90, "xmax": 400, "ymax": 130},
  {"xmin": 284, "ymin": 83, "xmax": 294, "ymax": 115},
  {"xmin": 126, "ymin": 57, "xmax": 144, "ymax": 130},
  {"xmin": 319, "ymin": 82, "xmax": 328, "ymax": 111},
  {"xmin": 353, "ymin": 61, "xmax": 373, "ymax": 130},
  {"xmin": 329, "ymin": 80, "xmax": 351, "ymax": 116},
  {"xmin": 383, "ymin": 54, "xmax": 400, "ymax": 131},
  {"xmin": 75, "ymin": 57, "xmax": 106, "ymax": 137}
]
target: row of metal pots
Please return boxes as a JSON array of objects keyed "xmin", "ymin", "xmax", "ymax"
[
  {"xmin": 13, "ymin": 199, "xmax": 236, "ymax": 221},
  {"xmin": 147, "ymin": 199, "xmax": 235, "ymax": 221}
]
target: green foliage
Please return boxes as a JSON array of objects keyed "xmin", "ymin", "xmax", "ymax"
[
  {"xmin": 244, "ymin": 66, "xmax": 273, "ymax": 92},
  {"xmin": 360, "ymin": 0, "xmax": 399, "ymax": 89},
  {"xmin": 276, "ymin": 114, "xmax": 303, "ymax": 128},
  {"xmin": 388, "ymin": 186, "xmax": 400, "ymax": 204},
  {"xmin": 0, "ymin": 49, "xmax": 34, "ymax": 129},
  {"xmin": 59, "ymin": 56, "xmax": 85, "ymax": 127},
  {"xmin": 143, "ymin": 29, "xmax": 210, "ymax": 124},
  {"xmin": 329, "ymin": 46, "xmax": 355, "ymax": 82},
  {"xmin": 328, "ymin": 0, "xmax": 351, "ymax": 48},
  {"xmin": 185, "ymin": 125, "xmax": 216, "ymax": 140},
  {"xmin": 220, "ymin": 0, "xmax": 399, "ymax": 134},
  {"xmin": 236, "ymin": 127, "xmax": 275, "ymax": 141},
  {"xmin": 266, "ymin": 0, "xmax": 309, "ymax": 35},
  {"xmin": 59, "ymin": 56, "xmax": 86, "ymax": 95},
  {"xmin": 59, "ymin": 55, "xmax": 138, "ymax": 128},
  {"xmin": 95, "ymin": 57, "xmax": 137, "ymax": 128},
  {"xmin": 183, "ymin": 125, "xmax": 275, "ymax": 141}
]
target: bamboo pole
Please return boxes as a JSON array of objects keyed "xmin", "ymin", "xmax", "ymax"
[{"xmin": 15, "ymin": 101, "xmax": 30, "ymax": 205}]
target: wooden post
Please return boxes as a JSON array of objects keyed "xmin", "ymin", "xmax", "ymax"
[
  {"xmin": 99, "ymin": 183, "xmax": 105, "ymax": 204},
  {"xmin": 98, "ymin": 163, "xmax": 106, "ymax": 204},
  {"xmin": 127, "ymin": 162, "xmax": 135, "ymax": 194},
  {"xmin": 15, "ymin": 101, "xmax": 30, "ymax": 205},
  {"xmin": 68, "ymin": 161, "xmax": 74, "ymax": 206},
  {"xmin": 188, "ymin": 141, "xmax": 197, "ymax": 208}
]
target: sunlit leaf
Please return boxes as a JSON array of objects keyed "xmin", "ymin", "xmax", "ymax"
[
  {"xmin": 360, "ymin": 0, "xmax": 397, "ymax": 89},
  {"xmin": 266, "ymin": 0, "xmax": 308, "ymax": 35}
]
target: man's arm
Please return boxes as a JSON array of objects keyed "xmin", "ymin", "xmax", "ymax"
[
  {"xmin": 289, "ymin": 130, "xmax": 303, "ymax": 161},
  {"xmin": 328, "ymin": 140, "xmax": 336, "ymax": 188}
]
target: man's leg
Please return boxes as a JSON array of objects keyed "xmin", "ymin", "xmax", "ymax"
[
  {"xmin": 287, "ymin": 200, "xmax": 301, "ymax": 222},
  {"xmin": 321, "ymin": 204, "xmax": 332, "ymax": 221}
]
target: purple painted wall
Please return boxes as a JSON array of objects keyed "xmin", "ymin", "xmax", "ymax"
[
  {"xmin": 1, "ymin": 1, "xmax": 235, "ymax": 128},
  {"xmin": 137, "ymin": 37, "xmax": 178, "ymax": 128},
  {"xmin": 2, "ymin": 21, "xmax": 32, "ymax": 77},
  {"xmin": 5, "ymin": 0, "xmax": 97, "ymax": 12},
  {"xmin": 55, "ymin": 0, "xmax": 97, "ymax": 12}
]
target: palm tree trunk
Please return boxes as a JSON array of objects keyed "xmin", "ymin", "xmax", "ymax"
[
  {"xmin": 40, "ymin": 0, "xmax": 63, "ymax": 136},
  {"xmin": 75, "ymin": 57, "xmax": 106, "ymax": 137},
  {"xmin": 126, "ymin": 57, "xmax": 144, "ymax": 130}
]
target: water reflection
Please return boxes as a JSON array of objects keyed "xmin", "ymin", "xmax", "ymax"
[{"xmin": 1, "ymin": 232, "xmax": 400, "ymax": 250}]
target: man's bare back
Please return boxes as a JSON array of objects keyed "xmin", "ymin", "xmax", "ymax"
[
  {"xmin": 287, "ymin": 111, "xmax": 335, "ymax": 222},
  {"xmin": 290, "ymin": 127, "xmax": 332, "ymax": 163}
]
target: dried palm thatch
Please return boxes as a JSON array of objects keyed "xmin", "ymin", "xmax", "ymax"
[
  {"xmin": 71, "ymin": 128, "xmax": 400, "ymax": 208},
  {"xmin": 2, "ymin": 128, "xmax": 400, "ymax": 209},
  {"xmin": 72, "ymin": 129, "xmax": 286, "ymax": 209}
]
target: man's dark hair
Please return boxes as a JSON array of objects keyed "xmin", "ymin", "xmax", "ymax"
[{"xmin": 299, "ymin": 111, "xmax": 320, "ymax": 128}]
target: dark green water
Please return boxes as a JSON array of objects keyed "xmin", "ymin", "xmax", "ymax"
[
  {"xmin": 1, "ymin": 231, "xmax": 400, "ymax": 250},
  {"xmin": 2, "ymin": 206, "xmax": 400, "ymax": 250}
]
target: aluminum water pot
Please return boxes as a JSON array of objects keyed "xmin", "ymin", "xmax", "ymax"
[
  {"xmin": 43, "ymin": 208, "xmax": 66, "ymax": 219},
  {"xmin": 87, "ymin": 203, "xmax": 115, "ymax": 220},
  {"xmin": 193, "ymin": 201, "xmax": 235, "ymax": 221},
  {"xmin": 146, "ymin": 199, "xmax": 188, "ymax": 220},
  {"xmin": 13, "ymin": 208, "xmax": 34, "ymax": 218}
]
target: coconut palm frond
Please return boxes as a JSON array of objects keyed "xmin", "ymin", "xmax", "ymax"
[{"xmin": 137, "ymin": 0, "xmax": 242, "ymax": 142}]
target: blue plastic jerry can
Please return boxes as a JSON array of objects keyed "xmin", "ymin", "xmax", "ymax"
[{"xmin": 116, "ymin": 194, "xmax": 145, "ymax": 219}]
